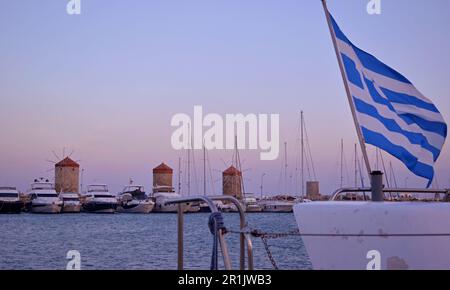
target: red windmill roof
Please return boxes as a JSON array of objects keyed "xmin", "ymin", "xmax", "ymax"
[
  {"xmin": 153, "ymin": 163, "xmax": 173, "ymax": 174},
  {"xmin": 55, "ymin": 157, "xmax": 80, "ymax": 168},
  {"xmin": 223, "ymin": 166, "xmax": 242, "ymax": 176}
]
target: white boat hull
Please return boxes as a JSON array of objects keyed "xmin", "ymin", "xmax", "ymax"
[
  {"xmin": 153, "ymin": 202, "xmax": 191, "ymax": 213},
  {"xmin": 82, "ymin": 201, "xmax": 117, "ymax": 213},
  {"xmin": 245, "ymin": 205, "xmax": 263, "ymax": 212},
  {"xmin": 62, "ymin": 203, "xmax": 82, "ymax": 213},
  {"xmin": 294, "ymin": 201, "xmax": 450, "ymax": 270},
  {"xmin": 261, "ymin": 203, "xmax": 293, "ymax": 213},
  {"xmin": 31, "ymin": 203, "xmax": 62, "ymax": 214},
  {"xmin": 118, "ymin": 202, "xmax": 155, "ymax": 213}
]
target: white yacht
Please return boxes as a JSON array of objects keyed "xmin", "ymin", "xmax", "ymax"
[
  {"xmin": 198, "ymin": 200, "xmax": 237, "ymax": 213},
  {"xmin": 259, "ymin": 199, "xmax": 294, "ymax": 213},
  {"xmin": 0, "ymin": 186, "xmax": 23, "ymax": 214},
  {"xmin": 61, "ymin": 192, "xmax": 82, "ymax": 213},
  {"xmin": 186, "ymin": 202, "xmax": 201, "ymax": 213},
  {"xmin": 117, "ymin": 185, "xmax": 154, "ymax": 213},
  {"xmin": 294, "ymin": 188, "xmax": 450, "ymax": 270},
  {"xmin": 242, "ymin": 194, "xmax": 262, "ymax": 213},
  {"xmin": 28, "ymin": 179, "xmax": 63, "ymax": 214},
  {"xmin": 82, "ymin": 184, "xmax": 117, "ymax": 213},
  {"xmin": 219, "ymin": 202, "xmax": 238, "ymax": 213},
  {"xmin": 152, "ymin": 186, "xmax": 191, "ymax": 213}
]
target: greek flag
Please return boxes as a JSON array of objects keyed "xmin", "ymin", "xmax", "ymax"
[{"xmin": 329, "ymin": 12, "xmax": 447, "ymax": 186}]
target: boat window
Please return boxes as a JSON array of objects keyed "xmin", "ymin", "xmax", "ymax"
[
  {"xmin": 37, "ymin": 193, "xmax": 58, "ymax": 197},
  {"xmin": 94, "ymin": 194, "xmax": 114, "ymax": 198},
  {"xmin": 63, "ymin": 198, "xmax": 80, "ymax": 201},
  {"xmin": 88, "ymin": 185, "xmax": 108, "ymax": 192},
  {"xmin": 0, "ymin": 192, "xmax": 18, "ymax": 198},
  {"xmin": 31, "ymin": 183, "xmax": 54, "ymax": 190}
]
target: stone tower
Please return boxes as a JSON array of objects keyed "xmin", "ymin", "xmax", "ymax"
[
  {"xmin": 55, "ymin": 157, "xmax": 80, "ymax": 193},
  {"xmin": 222, "ymin": 166, "xmax": 243, "ymax": 200},
  {"xmin": 153, "ymin": 163, "xmax": 174, "ymax": 193}
]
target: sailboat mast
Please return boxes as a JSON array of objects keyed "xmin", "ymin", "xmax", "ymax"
[
  {"xmin": 235, "ymin": 135, "xmax": 245, "ymax": 197},
  {"xmin": 379, "ymin": 151, "xmax": 390, "ymax": 188},
  {"xmin": 340, "ymin": 139, "xmax": 344, "ymax": 188},
  {"xmin": 301, "ymin": 111, "xmax": 304, "ymax": 198},
  {"xmin": 203, "ymin": 143, "xmax": 206, "ymax": 196},
  {"xmin": 284, "ymin": 141, "xmax": 288, "ymax": 194},
  {"xmin": 187, "ymin": 124, "xmax": 191, "ymax": 196},
  {"xmin": 178, "ymin": 157, "xmax": 182, "ymax": 195},
  {"xmin": 354, "ymin": 143, "xmax": 358, "ymax": 188},
  {"xmin": 321, "ymin": 0, "xmax": 372, "ymax": 178}
]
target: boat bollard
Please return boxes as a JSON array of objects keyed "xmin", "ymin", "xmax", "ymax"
[{"xmin": 371, "ymin": 171, "xmax": 384, "ymax": 202}]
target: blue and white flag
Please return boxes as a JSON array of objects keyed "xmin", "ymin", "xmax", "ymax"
[{"xmin": 328, "ymin": 12, "xmax": 447, "ymax": 186}]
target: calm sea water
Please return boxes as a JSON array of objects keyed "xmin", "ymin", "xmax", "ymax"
[{"xmin": 0, "ymin": 212, "xmax": 311, "ymax": 270}]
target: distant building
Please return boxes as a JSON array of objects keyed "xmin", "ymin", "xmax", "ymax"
[
  {"xmin": 55, "ymin": 157, "xmax": 80, "ymax": 193},
  {"xmin": 222, "ymin": 166, "xmax": 243, "ymax": 200},
  {"xmin": 306, "ymin": 181, "xmax": 321, "ymax": 201},
  {"xmin": 153, "ymin": 163, "xmax": 174, "ymax": 193}
]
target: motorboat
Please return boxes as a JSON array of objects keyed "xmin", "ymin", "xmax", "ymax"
[
  {"xmin": 152, "ymin": 186, "xmax": 190, "ymax": 213},
  {"xmin": 28, "ymin": 179, "xmax": 63, "ymax": 214},
  {"xmin": 0, "ymin": 186, "xmax": 23, "ymax": 213},
  {"xmin": 242, "ymin": 194, "xmax": 262, "ymax": 212},
  {"xmin": 117, "ymin": 185, "xmax": 154, "ymax": 213},
  {"xmin": 82, "ymin": 184, "xmax": 117, "ymax": 213},
  {"xmin": 259, "ymin": 199, "xmax": 294, "ymax": 213},
  {"xmin": 61, "ymin": 192, "xmax": 82, "ymax": 213}
]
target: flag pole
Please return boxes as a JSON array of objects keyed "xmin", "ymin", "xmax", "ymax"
[{"xmin": 321, "ymin": 0, "xmax": 372, "ymax": 179}]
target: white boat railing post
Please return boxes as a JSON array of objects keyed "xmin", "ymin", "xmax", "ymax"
[
  {"xmin": 167, "ymin": 195, "xmax": 253, "ymax": 270},
  {"xmin": 167, "ymin": 196, "xmax": 232, "ymax": 270},
  {"xmin": 177, "ymin": 203, "xmax": 184, "ymax": 270},
  {"xmin": 210, "ymin": 195, "xmax": 254, "ymax": 270}
]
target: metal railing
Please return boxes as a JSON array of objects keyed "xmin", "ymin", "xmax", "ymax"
[
  {"xmin": 166, "ymin": 195, "xmax": 253, "ymax": 270},
  {"xmin": 210, "ymin": 195, "xmax": 254, "ymax": 271},
  {"xmin": 331, "ymin": 187, "xmax": 450, "ymax": 201}
]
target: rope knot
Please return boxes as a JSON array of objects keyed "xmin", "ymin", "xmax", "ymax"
[
  {"xmin": 208, "ymin": 212, "xmax": 226, "ymax": 234},
  {"xmin": 208, "ymin": 211, "xmax": 226, "ymax": 270}
]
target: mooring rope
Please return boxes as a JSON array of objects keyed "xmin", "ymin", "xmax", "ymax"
[{"xmin": 208, "ymin": 212, "xmax": 226, "ymax": 270}]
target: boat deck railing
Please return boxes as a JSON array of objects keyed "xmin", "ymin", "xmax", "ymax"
[
  {"xmin": 166, "ymin": 195, "xmax": 253, "ymax": 270},
  {"xmin": 331, "ymin": 187, "xmax": 450, "ymax": 201}
]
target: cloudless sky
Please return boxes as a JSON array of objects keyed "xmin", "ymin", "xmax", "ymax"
[{"xmin": 1, "ymin": 0, "xmax": 449, "ymax": 195}]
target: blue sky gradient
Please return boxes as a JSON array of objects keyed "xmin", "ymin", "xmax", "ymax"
[{"xmin": 1, "ymin": 0, "xmax": 449, "ymax": 194}]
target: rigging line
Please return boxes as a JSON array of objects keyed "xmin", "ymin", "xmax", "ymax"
[
  {"xmin": 294, "ymin": 137, "xmax": 300, "ymax": 196},
  {"xmin": 191, "ymin": 149, "xmax": 200, "ymax": 195},
  {"xmin": 342, "ymin": 143, "xmax": 351, "ymax": 187},
  {"xmin": 277, "ymin": 162, "xmax": 283, "ymax": 194},
  {"xmin": 354, "ymin": 143, "xmax": 358, "ymax": 188},
  {"xmin": 236, "ymin": 144, "xmax": 245, "ymax": 196},
  {"xmin": 304, "ymin": 145, "xmax": 312, "ymax": 181},
  {"xmin": 389, "ymin": 163, "xmax": 399, "ymax": 199},
  {"xmin": 295, "ymin": 113, "xmax": 301, "ymax": 196},
  {"xmin": 339, "ymin": 139, "xmax": 344, "ymax": 188},
  {"xmin": 302, "ymin": 115, "xmax": 317, "ymax": 181},
  {"xmin": 206, "ymin": 149, "xmax": 216, "ymax": 195},
  {"xmin": 379, "ymin": 151, "xmax": 393, "ymax": 200},
  {"xmin": 379, "ymin": 151, "xmax": 390, "ymax": 188},
  {"xmin": 357, "ymin": 155, "xmax": 365, "ymax": 187}
]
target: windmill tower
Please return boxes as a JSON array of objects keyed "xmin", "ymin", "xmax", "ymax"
[
  {"xmin": 55, "ymin": 157, "xmax": 80, "ymax": 193},
  {"xmin": 153, "ymin": 163, "xmax": 174, "ymax": 193},
  {"xmin": 222, "ymin": 166, "xmax": 243, "ymax": 200}
]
